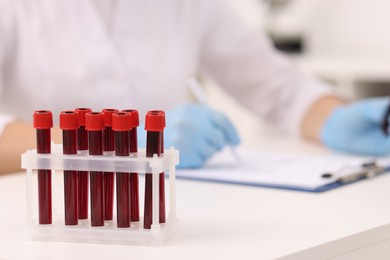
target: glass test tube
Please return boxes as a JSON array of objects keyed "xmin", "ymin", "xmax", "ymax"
[
  {"xmin": 144, "ymin": 110, "xmax": 166, "ymax": 229},
  {"xmin": 33, "ymin": 110, "xmax": 53, "ymax": 225},
  {"xmin": 159, "ymin": 111, "xmax": 166, "ymax": 223},
  {"xmin": 102, "ymin": 108, "xmax": 118, "ymax": 221},
  {"xmin": 75, "ymin": 108, "xmax": 92, "ymax": 219},
  {"xmin": 60, "ymin": 111, "xmax": 79, "ymax": 225},
  {"xmin": 112, "ymin": 112, "xmax": 131, "ymax": 228},
  {"xmin": 85, "ymin": 112, "xmax": 105, "ymax": 227},
  {"xmin": 121, "ymin": 109, "xmax": 140, "ymax": 221}
]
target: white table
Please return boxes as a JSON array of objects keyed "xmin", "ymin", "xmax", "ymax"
[{"xmin": 1, "ymin": 133, "xmax": 390, "ymax": 260}]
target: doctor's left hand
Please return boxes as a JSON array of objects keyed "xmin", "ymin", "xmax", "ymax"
[
  {"xmin": 162, "ymin": 104, "xmax": 240, "ymax": 168},
  {"xmin": 321, "ymin": 97, "xmax": 390, "ymax": 156}
]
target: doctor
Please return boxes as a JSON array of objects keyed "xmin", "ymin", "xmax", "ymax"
[{"xmin": 0, "ymin": 0, "xmax": 389, "ymax": 174}]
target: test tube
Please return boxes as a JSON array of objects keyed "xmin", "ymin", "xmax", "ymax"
[
  {"xmin": 85, "ymin": 112, "xmax": 105, "ymax": 227},
  {"xmin": 159, "ymin": 111, "xmax": 166, "ymax": 224},
  {"xmin": 144, "ymin": 110, "xmax": 165, "ymax": 229},
  {"xmin": 121, "ymin": 109, "xmax": 140, "ymax": 221},
  {"xmin": 112, "ymin": 112, "xmax": 131, "ymax": 228},
  {"xmin": 33, "ymin": 110, "xmax": 53, "ymax": 225},
  {"xmin": 75, "ymin": 108, "xmax": 91, "ymax": 219},
  {"xmin": 60, "ymin": 111, "xmax": 79, "ymax": 225},
  {"xmin": 102, "ymin": 108, "xmax": 118, "ymax": 220}
]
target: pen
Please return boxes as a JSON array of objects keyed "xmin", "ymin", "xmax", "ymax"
[
  {"xmin": 187, "ymin": 78, "xmax": 242, "ymax": 164},
  {"xmin": 381, "ymin": 98, "xmax": 390, "ymax": 135}
]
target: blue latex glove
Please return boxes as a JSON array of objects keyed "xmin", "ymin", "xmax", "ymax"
[
  {"xmin": 139, "ymin": 104, "xmax": 240, "ymax": 168},
  {"xmin": 321, "ymin": 97, "xmax": 390, "ymax": 156}
]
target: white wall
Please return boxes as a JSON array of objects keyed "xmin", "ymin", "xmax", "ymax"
[{"xmin": 306, "ymin": 0, "xmax": 390, "ymax": 59}]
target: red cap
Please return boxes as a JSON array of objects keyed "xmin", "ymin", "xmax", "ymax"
[
  {"xmin": 85, "ymin": 112, "xmax": 105, "ymax": 131},
  {"xmin": 33, "ymin": 110, "xmax": 53, "ymax": 129},
  {"xmin": 121, "ymin": 109, "xmax": 139, "ymax": 127},
  {"xmin": 75, "ymin": 108, "xmax": 92, "ymax": 126},
  {"xmin": 145, "ymin": 110, "xmax": 165, "ymax": 131},
  {"xmin": 112, "ymin": 112, "xmax": 132, "ymax": 131},
  {"xmin": 60, "ymin": 111, "xmax": 79, "ymax": 130},
  {"xmin": 102, "ymin": 108, "xmax": 119, "ymax": 127}
]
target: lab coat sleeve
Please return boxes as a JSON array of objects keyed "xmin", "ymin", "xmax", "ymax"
[
  {"xmin": 199, "ymin": 1, "xmax": 334, "ymax": 136},
  {"xmin": 0, "ymin": 2, "xmax": 16, "ymax": 137}
]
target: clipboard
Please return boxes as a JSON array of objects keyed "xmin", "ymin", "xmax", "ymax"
[{"xmin": 176, "ymin": 148, "xmax": 390, "ymax": 192}]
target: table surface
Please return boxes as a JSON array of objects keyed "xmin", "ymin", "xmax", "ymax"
[{"xmin": 1, "ymin": 132, "xmax": 390, "ymax": 260}]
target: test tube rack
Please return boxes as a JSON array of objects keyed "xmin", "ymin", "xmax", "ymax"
[{"xmin": 21, "ymin": 143, "xmax": 180, "ymax": 246}]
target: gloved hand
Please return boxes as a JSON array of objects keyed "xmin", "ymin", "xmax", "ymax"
[
  {"xmin": 321, "ymin": 97, "xmax": 390, "ymax": 156},
  {"xmin": 138, "ymin": 104, "xmax": 240, "ymax": 168}
]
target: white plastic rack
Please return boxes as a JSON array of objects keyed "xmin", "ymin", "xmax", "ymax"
[{"xmin": 21, "ymin": 143, "xmax": 179, "ymax": 246}]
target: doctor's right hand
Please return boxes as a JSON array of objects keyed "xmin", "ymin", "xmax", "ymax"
[{"xmin": 164, "ymin": 104, "xmax": 240, "ymax": 168}]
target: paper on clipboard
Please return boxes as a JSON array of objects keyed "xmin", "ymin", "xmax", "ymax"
[{"xmin": 176, "ymin": 148, "xmax": 375, "ymax": 192}]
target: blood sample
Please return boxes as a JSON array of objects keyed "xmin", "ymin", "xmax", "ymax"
[
  {"xmin": 159, "ymin": 111, "xmax": 166, "ymax": 224},
  {"xmin": 112, "ymin": 112, "xmax": 132, "ymax": 228},
  {"xmin": 75, "ymin": 108, "xmax": 91, "ymax": 219},
  {"xmin": 85, "ymin": 112, "xmax": 105, "ymax": 227},
  {"xmin": 102, "ymin": 108, "xmax": 118, "ymax": 220},
  {"xmin": 144, "ymin": 110, "xmax": 165, "ymax": 229},
  {"xmin": 121, "ymin": 109, "xmax": 140, "ymax": 221},
  {"xmin": 60, "ymin": 111, "xmax": 79, "ymax": 225},
  {"xmin": 33, "ymin": 110, "xmax": 53, "ymax": 225}
]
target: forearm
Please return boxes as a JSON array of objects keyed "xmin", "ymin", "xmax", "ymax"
[
  {"xmin": 0, "ymin": 122, "xmax": 61, "ymax": 174},
  {"xmin": 301, "ymin": 96, "xmax": 346, "ymax": 142}
]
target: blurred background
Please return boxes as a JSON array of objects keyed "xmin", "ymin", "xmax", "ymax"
[{"xmin": 206, "ymin": 0, "xmax": 390, "ymax": 142}]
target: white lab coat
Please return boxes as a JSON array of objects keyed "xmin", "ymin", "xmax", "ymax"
[{"xmin": 0, "ymin": 0, "xmax": 331, "ymax": 135}]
